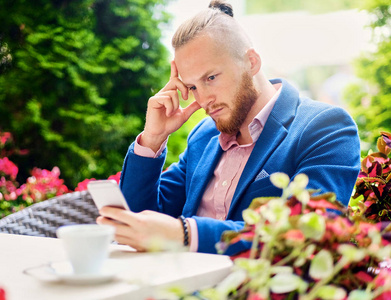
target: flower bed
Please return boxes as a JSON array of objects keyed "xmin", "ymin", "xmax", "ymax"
[{"xmin": 0, "ymin": 131, "xmax": 120, "ymax": 218}]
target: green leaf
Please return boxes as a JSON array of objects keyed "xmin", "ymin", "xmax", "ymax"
[
  {"xmin": 269, "ymin": 273, "xmax": 303, "ymax": 294},
  {"xmin": 215, "ymin": 269, "xmax": 247, "ymax": 296},
  {"xmin": 373, "ymin": 244, "xmax": 391, "ymax": 260},
  {"xmin": 317, "ymin": 285, "xmax": 347, "ymax": 300},
  {"xmin": 309, "ymin": 250, "xmax": 334, "ymax": 279},
  {"xmin": 348, "ymin": 290, "xmax": 373, "ymax": 300},
  {"xmin": 242, "ymin": 208, "xmax": 261, "ymax": 225},
  {"xmin": 235, "ymin": 258, "xmax": 271, "ymax": 277},
  {"xmin": 260, "ymin": 198, "xmax": 290, "ymax": 225},
  {"xmin": 337, "ymin": 244, "xmax": 366, "ymax": 263},
  {"xmin": 293, "ymin": 173, "xmax": 309, "ymax": 189},
  {"xmin": 298, "ymin": 212, "xmax": 326, "ymax": 241},
  {"xmin": 270, "ymin": 172, "xmax": 290, "ymax": 189}
]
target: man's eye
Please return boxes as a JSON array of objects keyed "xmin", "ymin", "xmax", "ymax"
[
  {"xmin": 208, "ymin": 75, "xmax": 216, "ymax": 81},
  {"xmin": 189, "ymin": 86, "xmax": 197, "ymax": 91}
]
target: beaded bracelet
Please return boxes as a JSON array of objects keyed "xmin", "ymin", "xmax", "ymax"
[{"xmin": 178, "ymin": 215, "xmax": 189, "ymax": 246}]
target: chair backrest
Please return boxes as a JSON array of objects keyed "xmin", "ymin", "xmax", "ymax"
[{"xmin": 0, "ymin": 191, "xmax": 99, "ymax": 238}]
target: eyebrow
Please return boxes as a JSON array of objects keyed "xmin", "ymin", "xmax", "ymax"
[{"xmin": 183, "ymin": 69, "xmax": 215, "ymax": 86}]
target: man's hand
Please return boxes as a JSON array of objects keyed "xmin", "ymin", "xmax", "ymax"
[
  {"xmin": 140, "ymin": 61, "xmax": 201, "ymax": 152},
  {"xmin": 96, "ymin": 207, "xmax": 186, "ymax": 251}
]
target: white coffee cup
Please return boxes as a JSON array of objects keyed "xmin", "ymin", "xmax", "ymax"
[{"xmin": 56, "ymin": 224, "xmax": 115, "ymax": 275}]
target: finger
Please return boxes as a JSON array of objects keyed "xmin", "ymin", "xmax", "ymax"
[
  {"xmin": 151, "ymin": 94, "xmax": 177, "ymax": 117},
  {"xmin": 182, "ymin": 101, "xmax": 202, "ymax": 121},
  {"xmin": 114, "ymin": 235, "xmax": 146, "ymax": 252},
  {"xmin": 170, "ymin": 60, "xmax": 178, "ymax": 79},
  {"xmin": 99, "ymin": 206, "xmax": 137, "ymax": 225},
  {"xmin": 161, "ymin": 77, "xmax": 189, "ymax": 101}
]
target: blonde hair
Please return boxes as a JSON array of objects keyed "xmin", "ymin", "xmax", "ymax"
[{"xmin": 171, "ymin": 0, "xmax": 252, "ymax": 60}]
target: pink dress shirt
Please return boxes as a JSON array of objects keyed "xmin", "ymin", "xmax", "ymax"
[{"xmin": 134, "ymin": 84, "xmax": 281, "ymax": 251}]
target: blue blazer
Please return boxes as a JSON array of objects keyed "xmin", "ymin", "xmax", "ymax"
[{"xmin": 120, "ymin": 79, "xmax": 361, "ymax": 254}]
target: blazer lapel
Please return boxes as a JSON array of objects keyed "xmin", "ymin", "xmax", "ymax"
[
  {"xmin": 183, "ymin": 136, "xmax": 223, "ymax": 216},
  {"xmin": 228, "ymin": 78, "xmax": 299, "ymax": 218},
  {"xmin": 228, "ymin": 119, "xmax": 288, "ymax": 217}
]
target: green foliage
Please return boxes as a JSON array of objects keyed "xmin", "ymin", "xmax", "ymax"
[
  {"xmin": 245, "ymin": 0, "xmax": 361, "ymax": 14},
  {"xmin": 0, "ymin": 0, "xmax": 171, "ymax": 187},
  {"xmin": 346, "ymin": 0, "xmax": 391, "ymax": 153}
]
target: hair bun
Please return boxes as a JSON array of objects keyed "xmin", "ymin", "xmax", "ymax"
[{"xmin": 209, "ymin": 0, "xmax": 234, "ymax": 17}]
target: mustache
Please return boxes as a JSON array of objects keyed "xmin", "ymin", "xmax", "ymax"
[{"xmin": 205, "ymin": 104, "xmax": 228, "ymax": 115}]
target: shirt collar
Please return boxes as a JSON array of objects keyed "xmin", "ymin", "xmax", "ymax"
[{"xmin": 219, "ymin": 83, "xmax": 282, "ymax": 151}]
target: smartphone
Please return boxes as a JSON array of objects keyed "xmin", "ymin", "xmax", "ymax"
[{"xmin": 87, "ymin": 180, "xmax": 130, "ymax": 211}]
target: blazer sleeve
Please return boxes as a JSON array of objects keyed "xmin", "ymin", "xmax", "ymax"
[
  {"xmin": 292, "ymin": 105, "xmax": 360, "ymax": 206},
  {"xmin": 119, "ymin": 119, "xmax": 209, "ymax": 217}
]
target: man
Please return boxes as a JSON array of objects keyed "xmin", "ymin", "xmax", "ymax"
[{"xmin": 97, "ymin": 0, "xmax": 361, "ymax": 254}]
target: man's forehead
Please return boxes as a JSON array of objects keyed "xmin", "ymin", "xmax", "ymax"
[{"xmin": 174, "ymin": 40, "xmax": 228, "ymax": 82}]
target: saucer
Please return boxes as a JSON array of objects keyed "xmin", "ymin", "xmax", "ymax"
[
  {"xmin": 49, "ymin": 261, "xmax": 116, "ymax": 284},
  {"xmin": 24, "ymin": 259, "xmax": 123, "ymax": 284}
]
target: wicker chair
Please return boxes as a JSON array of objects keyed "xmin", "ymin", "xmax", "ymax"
[{"xmin": 0, "ymin": 191, "xmax": 99, "ymax": 238}]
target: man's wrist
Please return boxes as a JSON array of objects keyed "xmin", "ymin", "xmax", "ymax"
[
  {"xmin": 178, "ymin": 215, "xmax": 190, "ymax": 247},
  {"xmin": 139, "ymin": 132, "xmax": 168, "ymax": 153}
]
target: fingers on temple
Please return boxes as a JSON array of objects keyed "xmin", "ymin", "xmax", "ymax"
[{"xmin": 170, "ymin": 60, "xmax": 178, "ymax": 79}]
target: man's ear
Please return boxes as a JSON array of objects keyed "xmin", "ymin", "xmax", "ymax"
[{"xmin": 246, "ymin": 48, "xmax": 261, "ymax": 76}]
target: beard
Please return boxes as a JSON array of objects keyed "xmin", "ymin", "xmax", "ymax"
[{"xmin": 209, "ymin": 72, "xmax": 258, "ymax": 135}]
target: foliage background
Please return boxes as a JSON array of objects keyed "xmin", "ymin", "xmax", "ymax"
[
  {"xmin": 0, "ymin": 0, "xmax": 172, "ymax": 188},
  {"xmin": 345, "ymin": 0, "xmax": 391, "ymax": 153},
  {"xmin": 245, "ymin": 0, "xmax": 361, "ymax": 14}
]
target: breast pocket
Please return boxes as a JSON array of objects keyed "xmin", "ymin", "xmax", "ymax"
[{"xmin": 245, "ymin": 177, "xmax": 281, "ymax": 199}]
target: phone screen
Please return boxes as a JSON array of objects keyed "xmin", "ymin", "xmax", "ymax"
[{"xmin": 87, "ymin": 180, "xmax": 130, "ymax": 211}]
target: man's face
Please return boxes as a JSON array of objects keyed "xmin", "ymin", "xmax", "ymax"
[{"xmin": 174, "ymin": 34, "xmax": 258, "ymax": 135}]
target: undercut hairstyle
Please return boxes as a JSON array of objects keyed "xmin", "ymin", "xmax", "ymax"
[{"xmin": 171, "ymin": 0, "xmax": 252, "ymax": 61}]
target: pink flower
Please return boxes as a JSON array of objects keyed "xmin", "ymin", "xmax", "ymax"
[
  {"xmin": 0, "ymin": 287, "xmax": 6, "ymax": 300},
  {"xmin": 0, "ymin": 158, "xmax": 18, "ymax": 179},
  {"xmin": 0, "ymin": 132, "xmax": 11, "ymax": 146},
  {"xmin": 21, "ymin": 167, "xmax": 69, "ymax": 202},
  {"xmin": 248, "ymin": 292, "xmax": 266, "ymax": 300},
  {"xmin": 75, "ymin": 178, "xmax": 96, "ymax": 191},
  {"xmin": 108, "ymin": 171, "xmax": 121, "ymax": 184},
  {"xmin": 355, "ymin": 271, "xmax": 374, "ymax": 283},
  {"xmin": 283, "ymin": 229, "xmax": 305, "ymax": 243}
]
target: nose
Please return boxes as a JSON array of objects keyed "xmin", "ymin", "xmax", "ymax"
[{"xmin": 193, "ymin": 86, "xmax": 214, "ymax": 110}]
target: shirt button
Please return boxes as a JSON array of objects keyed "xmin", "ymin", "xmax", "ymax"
[{"xmin": 222, "ymin": 180, "xmax": 228, "ymax": 187}]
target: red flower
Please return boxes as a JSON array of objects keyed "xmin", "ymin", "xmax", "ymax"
[
  {"xmin": 0, "ymin": 287, "xmax": 5, "ymax": 300},
  {"xmin": 289, "ymin": 202, "xmax": 302, "ymax": 216},
  {"xmin": 108, "ymin": 171, "xmax": 121, "ymax": 184},
  {"xmin": 355, "ymin": 271, "xmax": 374, "ymax": 283},
  {"xmin": 0, "ymin": 158, "xmax": 18, "ymax": 179},
  {"xmin": 374, "ymin": 269, "xmax": 391, "ymax": 288},
  {"xmin": 231, "ymin": 249, "xmax": 251, "ymax": 260},
  {"xmin": 283, "ymin": 229, "xmax": 305, "ymax": 243},
  {"xmin": 307, "ymin": 199, "xmax": 341, "ymax": 210},
  {"xmin": 20, "ymin": 167, "xmax": 69, "ymax": 202},
  {"xmin": 375, "ymin": 291, "xmax": 391, "ymax": 300},
  {"xmin": 0, "ymin": 132, "xmax": 11, "ymax": 145},
  {"xmin": 75, "ymin": 178, "xmax": 96, "ymax": 191},
  {"xmin": 248, "ymin": 292, "xmax": 266, "ymax": 300}
]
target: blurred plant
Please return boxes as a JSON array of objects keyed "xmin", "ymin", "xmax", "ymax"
[
  {"xmin": 346, "ymin": 0, "xmax": 391, "ymax": 153},
  {"xmin": 246, "ymin": 0, "xmax": 359, "ymax": 14},
  {"xmin": 0, "ymin": 0, "xmax": 170, "ymax": 187},
  {"xmin": 350, "ymin": 131, "xmax": 391, "ymax": 222},
  {"xmin": 170, "ymin": 173, "xmax": 391, "ymax": 300}
]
